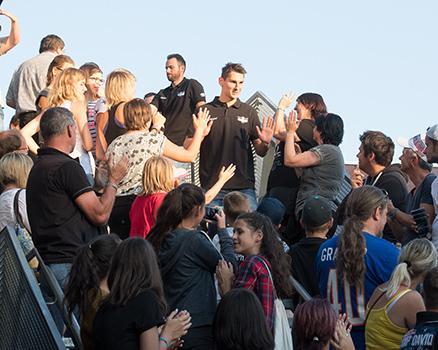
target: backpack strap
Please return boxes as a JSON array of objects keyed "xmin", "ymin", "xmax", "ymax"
[
  {"xmin": 257, "ymin": 255, "xmax": 278, "ymax": 299},
  {"xmin": 13, "ymin": 189, "xmax": 26, "ymax": 228}
]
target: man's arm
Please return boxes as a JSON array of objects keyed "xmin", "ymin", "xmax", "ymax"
[{"xmin": 75, "ymin": 156, "xmax": 128, "ymax": 225}]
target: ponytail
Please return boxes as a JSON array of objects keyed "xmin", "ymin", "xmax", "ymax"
[
  {"xmin": 64, "ymin": 234, "xmax": 121, "ymax": 317},
  {"xmin": 148, "ymin": 183, "xmax": 205, "ymax": 251},
  {"xmin": 385, "ymin": 238, "xmax": 437, "ymax": 298}
]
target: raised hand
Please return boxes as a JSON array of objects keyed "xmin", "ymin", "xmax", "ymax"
[
  {"xmin": 256, "ymin": 116, "xmax": 275, "ymax": 144},
  {"xmin": 218, "ymin": 164, "xmax": 236, "ymax": 184},
  {"xmin": 330, "ymin": 314, "xmax": 355, "ymax": 350},
  {"xmin": 192, "ymin": 108, "xmax": 212, "ymax": 137},
  {"xmin": 285, "ymin": 110, "xmax": 299, "ymax": 134},
  {"xmin": 278, "ymin": 92, "xmax": 296, "ymax": 111}
]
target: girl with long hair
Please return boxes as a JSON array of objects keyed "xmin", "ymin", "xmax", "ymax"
[
  {"xmin": 92, "ymin": 238, "xmax": 191, "ymax": 350},
  {"xmin": 147, "ymin": 183, "xmax": 236, "ymax": 350},
  {"xmin": 212, "ymin": 288, "xmax": 274, "ymax": 350},
  {"xmin": 316, "ymin": 186, "xmax": 400, "ymax": 350},
  {"xmin": 105, "ymin": 98, "xmax": 211, "ymax": 238},
  {"xmin": 216, "ymin": 212, "xmax": 293, "ymax": 331},
  {"xmin": 36, "ymin": 54, "xmax": 75, "ymax": 112},
  {"xmin": 21, "ymin": 68, "xmax": 94, "ymax": 179},
  {"xmin": 95, "ymin": 68, "xmax": 136, "ymax": 161},
  {"xmin": 365, "ymin": 238, "xmax": 437, "ymax": 349},
  {"xmin": 64, "ymin": 234, "xmax": 122, "ymax": 350}
]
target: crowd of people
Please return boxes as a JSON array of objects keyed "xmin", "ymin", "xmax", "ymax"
[{"xmin": 2, "ymin": 12, "xmax": 438, "ymax": 350}]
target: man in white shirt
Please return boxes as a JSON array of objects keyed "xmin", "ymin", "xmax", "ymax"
[{"xmin": 424, "ymin": 124, "xmax": 438, "ymax": 249}]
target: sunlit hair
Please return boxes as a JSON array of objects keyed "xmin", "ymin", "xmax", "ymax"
[
  {"xmin": 105, "ymin": 68, "xmax": 136, "ymax": 107},
  {"xmin": 141, "ymin": 156, "xmax": 174, "ymax": 196},
  {"xmin": 296, "ymin": 93, "xmax": 327, "ymax": 120},
  {"xmin": 48, "ymin": 68, "xmax": 86, "ymax": 107},
  {"xmin": 46, "ymin": 55, "xmax": 75, "ymax": 86},
  {"xmin": 223, "ymin": 191, "xmax": 250, "ymax": 224},
  {"xmin": 384, "ymin": 239, "xmax": 437, "ymax": 298},
  {"xmin": 123, "ymin": 98, "xmax": 152, "ymax": 131},
  {"xmin": 336, "ymin": 186, "xmax": 388, "ymax": 289},
  {"xmin": 80, "ymin": 62, "xmax": 103, "ymax": 80},
  {"xmin": 221, "ymin": 62, "xmax": 247, "ymax": 79},
  {"xmin": 293, "ymin": 298, "xmax": 337, "ymax": 350},
  {"xmin": 0, "ymin": 152, "xmax": 33, "ymax": 188}
]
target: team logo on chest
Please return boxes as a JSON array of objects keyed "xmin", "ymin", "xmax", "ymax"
[
  {"xmin": 177, "ymin": 91, "xmax": 185, "ymax": 97},
  {"xmin": 237, "ymin": 116, "xmax": 248, "ymax": 124}
]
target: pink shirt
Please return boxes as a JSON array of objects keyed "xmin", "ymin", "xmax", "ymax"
[{"xmin": 129, "ymin": 192, "xmax": 167, "ymax": 238}]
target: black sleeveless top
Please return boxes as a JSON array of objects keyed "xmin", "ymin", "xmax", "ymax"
[{"xmin": 104, "ymin": 102, "xmax": 126, "ymax": 146}]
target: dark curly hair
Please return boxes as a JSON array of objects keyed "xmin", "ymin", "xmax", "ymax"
[{"xmin": 236, "ymin": 212, "xmax": 293, "ymax": 298}]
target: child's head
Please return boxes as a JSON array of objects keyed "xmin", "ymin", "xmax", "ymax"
[
  {"xmin": 107, "ymin": 238, "xmax": 166, "ymax": 312},
  {"xmin": 80, "ymin": 62, "xmax": 103, "ymax": 99},
  {"xmin": 105, "ymin": 68, "xmax": 136, "ymax": 107},
  {"xmin": 123, "ymin": 98, "xmax": 152, "ymax": 131},
  {"xmin": 300, "ymin": 195, "xmax": 333, "ymax": 235},
  {"xmin": 48, "ymin": 67, "xmax": 87, "ymax": 106},
  {"xmin": 223, "ymin": 191, "xmax": 251, "ymax": 225},
  {"xmin": 256, "ymin": 197, "xmax": 286, "ymax": 229},
  {"xmin": 64, "ymin": 234, "xmax": 122, "ymax": 316},
  {"xmin": 47, "ymin": 55, "xmax": 75, "ymax": 87},
  {"xmin": 141, "ymin": 156, "xmax": 175, "ymax": 195},
  {"xmin": 213, "ymin": 288, "xmax": 274, "ymax": 350}
]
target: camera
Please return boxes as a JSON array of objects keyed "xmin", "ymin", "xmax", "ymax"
[
  {"xmin": 411, "ymin": 208, "xmax": 430, "ymax": 239},
  {"xmin": 204, "ymin": 206, "xmax": 221, "ymax": 221}
]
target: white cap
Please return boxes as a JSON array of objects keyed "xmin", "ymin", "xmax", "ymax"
[
  {"xmin": 426, "ymin": 124, "xmax": 438, "ymax": 142},
  {"xmin": 397, "ymin": 133, "xmax": 427, "ymax": 161}
]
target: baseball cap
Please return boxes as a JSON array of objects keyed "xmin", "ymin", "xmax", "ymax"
[
  {"xmin": 301, "ymin": 195, "xmax": 332, "ymax": 229},
  {"xmin": 397, "ymin": 134, "xmax": 427, "ymax": 161},
  {"xmin": 426, "ymin": 124, "xmax": 438, "ymax": 142},
  {"xmin": 256, "ymin": 197, "xmax": 286, "ymax": 226}
]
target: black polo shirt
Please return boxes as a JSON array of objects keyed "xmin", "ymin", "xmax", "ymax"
[
  {"xmin": 194, "ymin": 97, "xmax": 260, "ymax": 190},
  {"xmin": 151, "ymin": 77, "xmax": 206, "ymax": 146},
  {"xmin": 26, "ymin": 147, "xmax": 98, "ymax": 264}
]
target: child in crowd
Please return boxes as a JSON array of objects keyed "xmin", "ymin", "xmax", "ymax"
[
  {"xmin": 289, "ymin": 195, "xmax": 333, "ymax": 303},
  {"xmin": 216, "ymin": 212, "xmax": 293, "ymax": 332},
  {"xmin": 366, "ymin": 238, "xmax": 437, "ymax": 349},
  {"xmin": 92, "ymin": 238, "xmax": 191, "ymax": 350},
  {"xmin": 400, "ymin": 267, "xmax": 438, "ymax": 350},
  {"xmin": 148, "ymin": 183, "xmax": 236, "ymax": 350},
  {"xmin": 64, "ymin": 234, "xmax": 122, "ymax": 350},
  {"xmin": 293, "ymin": 298, "xmax": 355, "ymax": 350},
  {"xmin": 256, "ymin": 196, "xmax": 289, "ymax": 252},
  {"xmin": 130, "ymin": 156, "xmax": 235, "ymax": 239},
  {"xmin": 316, "ymin": 186, "xmax": 400, "ymax": 350},
  {"xmin": 212, "ymin": 288, "xmax": 274, "ymax": 350}
]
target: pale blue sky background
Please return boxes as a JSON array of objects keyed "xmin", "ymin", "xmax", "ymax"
[{"xmin": 1, "ymin": 0, "xmax": 437, "ymax": 162}]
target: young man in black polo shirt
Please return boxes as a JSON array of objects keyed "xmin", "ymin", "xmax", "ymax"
[
  {"xmin": 26, "ymin": 107, "xmax": 128, "ymax": 290},
  {"xmin": 187, "ymin": 62, "xmax": 274, "ymax": 209},
  {"xmin": 151, "ymin": 53, "xmax": 206, "ymax": 146}
]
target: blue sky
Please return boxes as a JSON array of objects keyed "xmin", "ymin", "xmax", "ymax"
[{"xmin": 1, "ymin": 0, "xmax": 437, "ymax": 162}]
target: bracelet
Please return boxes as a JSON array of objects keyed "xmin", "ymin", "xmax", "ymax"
[
  {"xmin": 159, "ymin": 336, "xmax": 169, "ymax": 347},
  {"xmin": 106, "ymin": 182, "xmax": 118, "ymax": 191}
]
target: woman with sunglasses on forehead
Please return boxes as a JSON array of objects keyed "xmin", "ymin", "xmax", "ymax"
[{"xmin": 316, "ymin": 186, "xmax": 400, "ymax": 350}]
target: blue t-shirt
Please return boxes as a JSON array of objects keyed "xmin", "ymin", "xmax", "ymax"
[{"xmin": 316, "ymin": 232, "xmax": 399, "ymax": 350}]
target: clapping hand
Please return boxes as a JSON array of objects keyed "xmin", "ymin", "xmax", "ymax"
[
  {"xmin": 285, "ymin": 110, "xmax": 299, "ymax": 134},
  {"xmin": 278, "ymin": 92, "xmax": 296, "ymax": 111}
]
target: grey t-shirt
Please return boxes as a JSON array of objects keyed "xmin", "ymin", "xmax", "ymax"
[{"xmin": 296, "ymin": 144, "xmax": 345, "ymax": 215}]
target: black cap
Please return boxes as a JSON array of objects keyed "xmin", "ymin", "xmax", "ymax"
[
  {"xmin": 256, "ymin": 197, "xmax": 286, "ymax": 226},
  {"xmin": 301, "ymin": 195, "xmax": 332, "ymax": 229}
]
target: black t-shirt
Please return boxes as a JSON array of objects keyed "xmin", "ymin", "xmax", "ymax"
[
  {"xmin": 404, "ymin": 173, "xmax": 437, "ymax": 243},
  {"xmin": 289, "ymin": 237, "xmax": 326, "ymax": 298},
  {"xmin": 26, "ymin": 147, "xmax": 98, "ymax": 264},
  {"xmin": 400, "ymin": 311, "xmax": 438, "ymax": 350},
  {"xmin": 267, "ymin": 119, "xmax": 317, "ymax": 190},
  {"xmin": 93, "ymin": 290, "xmax": 165, "ymax": 350},
  {"xmin": 194, "ymin": 97, "xmax": 261, "ymax": 190},
  {"xmin": 152, "ymin": 77, "xmax": 206, "ymax": 146},
  {"xmin": 366, "ymin": 165, "xmax": 409, "ymax": 243}
]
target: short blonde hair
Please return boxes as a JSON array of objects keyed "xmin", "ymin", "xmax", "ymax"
[
  {"xmin": 141, "ymin": 156, "xmax": 174, "ymax": 195},
  {"xmin": 105, "ymin": 68, "xmax": 136, "ymax": 107},
  {"xmin": 0, "ymin": 152, "xmax": 34, "ymax": 188},
  {"xmin": 123, "ymin": 98, "xmax": 152, "ymax": 131},
  {"xmin": 48, "ymin": 68, "xmax": 86, "ymax": 107}
]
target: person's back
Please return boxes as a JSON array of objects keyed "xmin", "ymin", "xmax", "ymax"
[
  {"xmin": 316, "ymin": 186, "xmax": 400, "ymax": 350},
  {"xmin": 6, "ymin": 34, "xmax": 64, "ymax": 115},
  {"xmin": 365, "ymin": 239, "xmax": 436, "ymax": 350}
]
